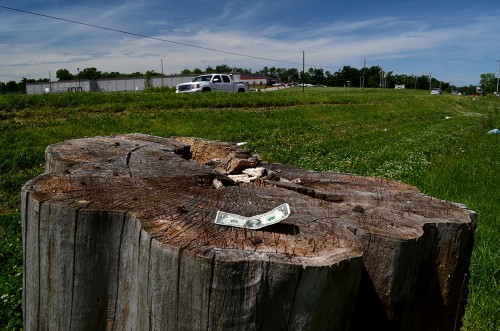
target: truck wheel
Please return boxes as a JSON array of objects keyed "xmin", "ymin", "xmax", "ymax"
[
  {"xmin": 237, "ymin": 88, "xmax": 245, "ymax": 93},
  {"xmin": 202, "ymin": 88, "xmax": 211, "ymax": 92}
]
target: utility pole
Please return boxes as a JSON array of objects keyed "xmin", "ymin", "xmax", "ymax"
[
  {"xmin": 302, "ymin": 51, "xmax": 305, "ymax": 93},
  {"xmin": 161, "ymin": 58, "xmax": 164, "ymax": 88},
  {"xmin": 362, "ymin": 58, "xmax": 366, "ymax": 90},
  {"xmin": 496, "ymin": 60, "xmax": 500, "ymax": 95},
  {"xmin": 429, "ymin": 73, "xmax": 432, "ymax": 91}
]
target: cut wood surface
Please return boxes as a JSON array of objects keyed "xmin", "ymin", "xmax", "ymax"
[{"xmin": 22, "ymin": 134, "xmax": 476, "ymax": 331}]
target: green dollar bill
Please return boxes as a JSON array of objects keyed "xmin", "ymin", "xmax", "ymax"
[{"xmin": 214, "ymin": 203, "xmax": 290, "ymax": 229}]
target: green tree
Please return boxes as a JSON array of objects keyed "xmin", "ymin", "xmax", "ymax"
[
  {"xmin": 309, "ymin": 68, "xmax": 325, "ymax": 85},
  {"xmin": 385, "ymin": 71, "xmax": 395, "ymax": 88},
  {"xmin": 415, "ymin": 75, "xmax": 429, "ymax": 90},
  {"xmin": 286, "ymin": 68, "xmax": 300, "ymax": 83},
  {"xmin": 231, "ymin": 67, "xmax": 251, "ymax": 74},
  {"xmin": 258, "ymin": 66, "xmax": 269, "ymax": 76},
  {"xmin": 80, "ymin": 67, "xmax": 102, "ymax": 80},
  {"xmin": 215, "ymin": 64, "xmax": 232, "ymax": 73},
  {"xmin": 144, "ymin": 70, "xmax": 156, "ymax": 89},
  {"xmin": 460, "ymin": 85, "xmax": 476, "ymax": 95},
  {"xmin": 480, "ymin": 73, "xmax": 496, "ymax": 93},
  {"xmin": 299, "ymin": 71, "xmax": 311, "ymax": 84},
  {"xmin": 327, "ymin": 66, "xmax": 360, "ymax": 87},
  {"xmin": 365, "ymin": 66, "xmax": 383, "ymax": 88},
  {"xmin": 205, "ymin": 66, "xmax": 214, "ymax": 74},
  {"xmin": 6, "ymin": 81, "xmax": 19, "ymax": 92},
  {"xmin": 269, "ymin": 67, "xmax": 278, "ymax": 78},
  {"xmin": 181, "ymin": 69, "xmax": 192, "ymax": 75},
  {"xmin": 16, "ymin": 78, "xmax": 29, "ymax": 94},
  {"xmin": 144, "ymin": 70, "xmax": 161, "ymax": 77},
  {"xmin": 56, "ymin": 69, "xmax": 73, "ymax": 81},
  {"xmin": 193, "ymin": 68, "xmax": 203, "ymax": 75},
  {"xmin": 272, "ymin": 68, "xmax": 299, "ymax": 83},
  {"xmin": 101, "ymin": 72, "xmax": 123, "ymax": 79},
  {"xmin": 392, "ymin": 74, "xmax": 418, "ymax": 89}
]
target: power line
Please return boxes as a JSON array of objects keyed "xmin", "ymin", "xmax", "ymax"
[{"xmin": 0, "ymin": 5, "xmax": 338, "ymax": 70}]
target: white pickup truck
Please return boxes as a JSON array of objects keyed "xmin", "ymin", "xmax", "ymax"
[{"xmin": 176, "ymin": 74, "xmax": 248, "ymax": 93}]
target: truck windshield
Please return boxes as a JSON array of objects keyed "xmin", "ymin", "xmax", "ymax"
[{"xmin": 192, "ymin": 75, "xmax": 212, "ymax": 82}]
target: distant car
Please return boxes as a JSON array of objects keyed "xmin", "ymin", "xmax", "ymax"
[{"xmin": 430, "ymin": 88, "xmax": 441, "ymax": 95}]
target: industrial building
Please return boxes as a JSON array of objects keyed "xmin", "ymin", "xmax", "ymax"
[
  {"xmin": 26, "ymin": 75, "xmax": 200, "ymax": 94},
  {"xmin": 25, "ymin": 73, "xmax": 261, "ymax": 94}
]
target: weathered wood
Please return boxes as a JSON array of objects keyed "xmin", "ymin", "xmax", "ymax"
[
  {"xmin": 264, "ymin": 163, "xmax": 476, "ymax": 330},
  {"xmin": 22, "ymin": 133, "xmax": 476, "ymax": 331}
]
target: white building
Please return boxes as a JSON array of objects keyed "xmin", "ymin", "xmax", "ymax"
[{"xmin": 26, "ymin": 74, "xmax": 241, "ymax": 94}]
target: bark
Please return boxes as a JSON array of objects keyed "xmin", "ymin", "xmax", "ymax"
[{"xmin": 22, "ymin": 134, "xmax": 476, "ymax": 331}]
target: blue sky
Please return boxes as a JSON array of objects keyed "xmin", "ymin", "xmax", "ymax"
[{"xmin": 1, "ymin": 0, "xmax": 498, "ymax": 86}]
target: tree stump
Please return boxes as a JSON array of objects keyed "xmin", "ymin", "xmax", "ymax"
[{"xmin": 22, "ymin": 134, "xmax": 476, "ymax": 331}]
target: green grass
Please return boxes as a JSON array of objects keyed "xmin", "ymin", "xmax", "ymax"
[{"xmin": 1, "ymin": 88, "xmax": 498, "ymax": 330}]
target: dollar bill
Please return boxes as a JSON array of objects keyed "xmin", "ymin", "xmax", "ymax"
[{"xmin": 214, "ymin": 203, "xmax": 290, "ymax": 229}]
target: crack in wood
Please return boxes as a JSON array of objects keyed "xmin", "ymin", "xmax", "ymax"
[
  {"xmin": 287, "ymin": 267, "xmax": 303, "ymax": 330},
  {"xmin": 69, "ymin": 208, "xmax": 78, "ymax": 331},
  {"xmin": 175, "ymin": 247, "xmax": 183, "ymax": 329},
  {"xmin": 263, "ymin": 179, "xmax": 345, "ymax": 203},
  {"xmin": 36, "ymin": 201, "xmax": 41, "ymax": 330},
  {"xmin": 206, "ymin": 252, "xmax": 216, "ymax": 331}
]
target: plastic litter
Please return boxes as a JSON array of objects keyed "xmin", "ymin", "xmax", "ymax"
[{"xmin": 487, "ymin": 129, "xmax": 500, "ymax": 135}]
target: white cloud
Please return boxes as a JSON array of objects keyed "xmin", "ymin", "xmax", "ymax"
[{"xmin": 1, "ymin": 2, "xmax": 499, "ymax": 86}]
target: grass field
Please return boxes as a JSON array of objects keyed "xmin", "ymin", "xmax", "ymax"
[{"xmin": 1, "ymin": 87, "xmax": 499, "ymax": 330}]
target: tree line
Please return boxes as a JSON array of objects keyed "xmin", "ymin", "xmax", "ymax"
[{"xmin": 1, "ymin": 64, "xmax": 496, "ymax": 95}]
